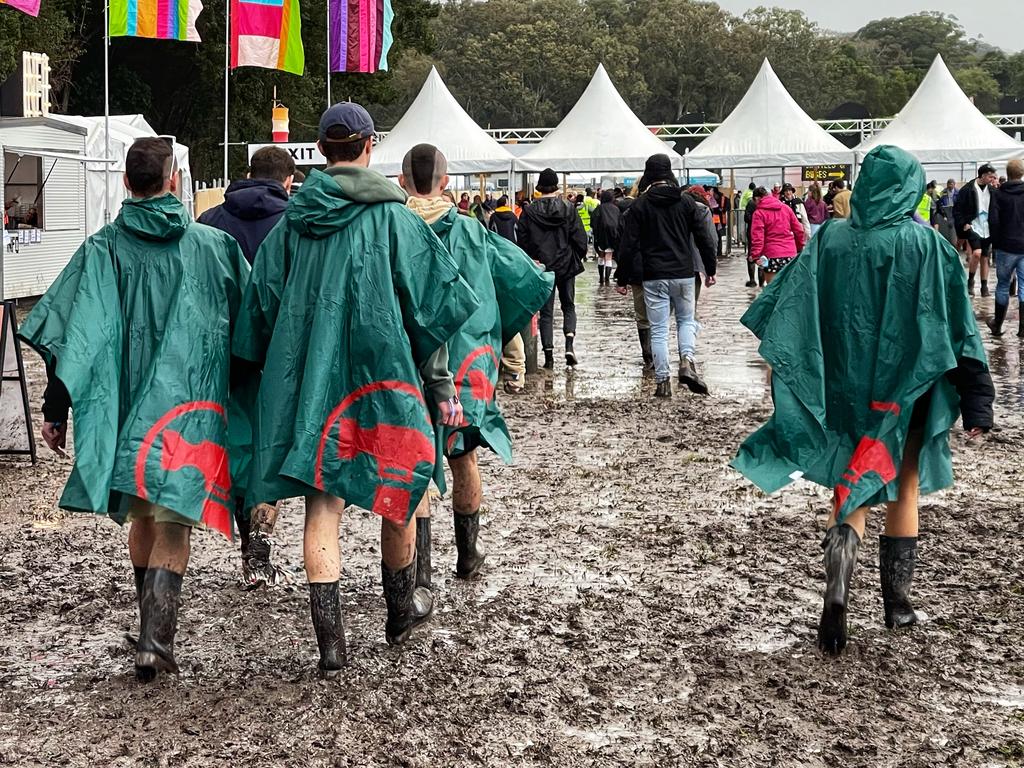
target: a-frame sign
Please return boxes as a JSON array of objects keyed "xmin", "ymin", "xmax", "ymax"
[{"xmin": 0, "ymin": 300, "xmax": 36, "ymax": 462}]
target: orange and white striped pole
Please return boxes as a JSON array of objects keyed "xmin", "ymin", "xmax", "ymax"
[{"xmin": 272, "ymin": 105, "xmax": 289, "ymax": 143}]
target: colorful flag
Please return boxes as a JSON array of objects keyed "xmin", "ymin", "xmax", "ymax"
[
  {"xmin": 329, "ymin": 0, "xmax": 395, "ymax": 74},
  {"xmin": 0, "ymin": 0, "xmax": 41, "ymax": 17},
  {"xmin": 109, "ymin": 0, "xmax": 204, "ymax": 41},
  {"xmin": 231, "ymin": 0, "xmax": 304, "ymax": 76}
]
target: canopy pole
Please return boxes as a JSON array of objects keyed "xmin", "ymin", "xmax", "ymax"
[
  {"xmin": 103, "ymin": 0, "xmax": 111, "ymax": 224},
  {"xmin": 223, "ymin": 0, "xmax": 230, "ymax": 185}
]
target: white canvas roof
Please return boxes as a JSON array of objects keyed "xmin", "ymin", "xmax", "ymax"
[
  {"xmin": 372, "ymin": 67, "xmax": 515, "ymax": 177},
  {"xmin": 856, "ymin": 55, "xmax": 1023, "ymax": 164},
  {"xmin": 520, "ymin": 64, "xmax": 684, "ymax": 173},
  {"xmin": 686, "ymin": 59, "xmax": 853, "ymax": 169}
]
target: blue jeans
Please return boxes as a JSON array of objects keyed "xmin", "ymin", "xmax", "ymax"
[
  {"xmin": 995, "ymin": 250, "xmax": 1024, "ymax": 306},
  {"xmin": 643, "ymin": 278, "xmax": 698, "ymax": 382}
]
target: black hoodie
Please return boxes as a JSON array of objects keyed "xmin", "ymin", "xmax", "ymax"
[
  {"xmin": 990, "ymin": 180, "xmax": 1024, "ymax": 253},
  {"xmin": 615, "ymin": 183, "xmax": 718, "ymax": 286},
  {"xmin": 198, "ymin": 178, "xmax": 290, "ymax": 264},
  {"xmin": 518, "ymin": 196, "xmax": 588, "ymax": 281},
  {"xmin": 488, "ymin": 207, "xmax": 519, "ymax": 244}
]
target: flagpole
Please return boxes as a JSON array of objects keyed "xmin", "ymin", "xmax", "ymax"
[
  {"xmin": 326, "ymin": 0, "xmax": 332, "ymax": 107},
  {"xmin": 103, "ymin": 1, "xmax": 111, "ymax": 224},
  {"xmin": 223, "ymin": 0, "xmax": 230, "ymax": 185}
]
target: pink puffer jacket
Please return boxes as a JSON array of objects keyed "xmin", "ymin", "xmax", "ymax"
[{"xmin": 750, "ymin": 195, "xmax": 806, "ymax": 259}]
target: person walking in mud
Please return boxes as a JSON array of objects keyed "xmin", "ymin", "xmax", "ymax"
[
  {"xmin": 518, "ymin": 168, "xmax": 588, "ymax": 370},
  {"xmin": 615, "ymin": 154, "xmax": 718, "ymax": 398},
  {"xmin": 20, "ymin": 137, "xmax": 250, "ymax": 681},
  {"xmin": 732, "ymin": 145, "xmax": 994, "ymax": 655},
  {"xmin": 399, "ymin": 144, "xmax": 553, "ymax": 593},
  {"xmin": 198, "ymin": 145, "xmax": 296, "ymax": 588},
  {"xmin": 232, "ymin": 104, "xmax": 480, "ymax": 676}
]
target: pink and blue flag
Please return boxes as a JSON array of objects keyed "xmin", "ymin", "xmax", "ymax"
[
  {"xmin": 109, "ymin": 0, "xmax": 204, "ymax": 42},
  {"xmin": 329, "ymin": 0, "xmax": 394, "ymax": 74},
  {"xmin": 0, "ymin": 0, "xmax": 41, "ymax": 17}
]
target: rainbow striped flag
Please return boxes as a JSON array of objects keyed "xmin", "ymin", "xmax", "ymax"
[
  {"xmin": 109, "ymin": 0, "xmax": 204, "ymax": 42},
  {"xmin": 231, "ymin": 0, "xmax": 304, "ymax": 76},
  {"xmin": 0, "ymin": 0, "xmax": 41, "ymax": 17},
  {"xmin": 329, "ymin": 0, "xmax": 394, "ymax": 73}
]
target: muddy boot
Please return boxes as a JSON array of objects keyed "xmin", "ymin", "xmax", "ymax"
[
  {"xmin": 654, "ymin": 379, "xmax": 672, "ymax": 398},
  {"xmin": 382, "ymin": 560, "xmax": 434, "ymax": 646},
  {"xmin": 245, "ymin": 502, "xmax": 290, "ymax": 588},
  {"xmin": 133, "ymin": 566, "xmax": 147, "ymax": 610},
  {"xmin": 678, "ymin": 356, "xmax": 709, "ymax": 395},
  {"xmin": 309, "ymin": 581, "xmax": 347, "ymax": 677},
  {"xmin": 135, "ymin": 568, "xmax": 183, "ymax": 681},
  {"xmin": 746, "ymin": 261, "xmax": 756, "ymax": 287},
  {"xmin": 967, "ymin": 273, "xmax": 976, "ymax": 296},
  {"xmin": 416, "ymin": 517, "xmax": 432, "ymax": 590},
  {"xmin": 565, "ymin": 335, "xmax": 578, "ymax": 368},
  {"xmin": 988, "ymin": 301, "xmax": 1008, "ymax": 337},
  {"xmin": 542, "ymin": 349, "xmax": 554, "ymax": 370},
  {"xmin": 638, "ymin": 328, "xmax": 654, "ymax": 372},
  {"xmin": 879, "ymin": 535, "xmax": 920, "ymax": 630},
  {"xmin": 981, "ymin": 280, "xmax": 990, "ymax": 297},
  {"xmin": 817, "ymin": 524, "xmax": 860, "ymax": 656},
  {"xmin": 1018, "ymin": 302, "xmax": 1024, "ymax": 338},
  {"xmin": 454, "ymin": 511, "xmax": 486, "ymax": 579}
]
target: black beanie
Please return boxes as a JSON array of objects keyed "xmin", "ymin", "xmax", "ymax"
[
  {"xmin": 537, "ymin": 168, "xmax": 559, "ymax": 193},
  {"xmin": 642, "ymin": 154, "xmax": 675, "ymax": 185}
]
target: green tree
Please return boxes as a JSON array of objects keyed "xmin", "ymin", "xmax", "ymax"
[{"xmin": 954, "ymin": 66, "xmax": 1002, "ymax": 113}]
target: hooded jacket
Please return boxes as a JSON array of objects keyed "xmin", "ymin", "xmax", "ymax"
[
  {"xmin": 198, "ymin": 179, "xmax": 290, "ymax": 264},
  {"xmin": 732, "ymin": 145, "xmax": 993, "ymax": 522},
  {"xmin": 232, "ymin": 166, "xmax": 480, "ymax": 524},
  {"xmin": 19, "ymin": 194, "xmax": 250, "ymax": 536},
  {"xmin": 488, "ymin": 206, "xmax": 519, "ymax": 244},
  {"xmin": 989, "ymin": 180, "xmax": 1024, "ymax": 253},
  {"xmin": 749, "ymin": 194, "xmax": 806, "ymax": 260},
  {"xmin": 953, "ymin": 179, "xmax": 990, "ymax": 235},
  {"xmin": 591, "ymin": 193, "xmax": 623, "ymax": 252},
  {"xmin": 615, "ymin": 183, "xmax": 718, "ymax": 286},
  {"xmin": 518, "ymin": 196, "xmax": 588, "ymax": 282}
]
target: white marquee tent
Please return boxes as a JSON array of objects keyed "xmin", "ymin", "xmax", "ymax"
[
  {"xmin": 520, "ymin": 64, "xmax": 684, "ymax": 173},
  {"xmin": 686, "ymin": 59, "xmax": 853, "ymax": 169},
  {"xmin": 372, "ymin": 67, "xmax": 515, "ymax": 178},
  {"xmin": 856, "ymin": 55, "xmax": 1023, "ymax": 165}
]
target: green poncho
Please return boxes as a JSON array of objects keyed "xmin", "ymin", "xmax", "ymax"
[
  {"xmin": 731, "ymin": 146, "xmax": 988, "ymax": 520},
  {"xmin": 418, "ymin": 206, "xmax": 553, "ymax": 461},
  {"xmin": 233, "ymin": 167, "xmax": 480, "ymax": 524},
  {"xmin": 18, "ymin": 194, "xmax": 250, "ymax": 536}
]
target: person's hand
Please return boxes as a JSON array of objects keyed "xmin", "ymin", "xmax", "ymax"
[
  {"xmin": 963, "ymin": 224, "xmax": 972, "ymax": 232},
  {"xmin": 42, "ymin": 421, "xmax": 68, "ymax": 457},
  {"xmin": 439, "ymin": 397, "xmax": 465, "ymax": 427},
  {"xmin": 705, "ymin": 275, "xmax": 717, "ymax": 288},
  {"xmin": 616, "ymin": 286, "xmax": 629, "ymax": 296}
]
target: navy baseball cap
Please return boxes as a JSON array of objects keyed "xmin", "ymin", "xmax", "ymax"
[{"xmin": 318, "ymin": 102, "xmax": 375, "ymax": 142}]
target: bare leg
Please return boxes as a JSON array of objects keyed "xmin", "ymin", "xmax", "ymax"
[
  {"xmin": 764, "ymin": 270, "xmax": 777, "ymax": 285},
  {"xmin": 884, "ymin": 433, "xmax": 922, "ymax": 537},
  {"xmin": 304, "ymin": 493, "xmax": 344, "ymax": 583},
  {"xmin": 827, "ymin": 505, "xmax": 868, "ymax": 539},
  {"xmin": 148, "ymin": 522, "xmax": 191, "ymax": 575},
  {"xmin": 450, "ymin": 451, "xmax": 482, "ymax": 514},
  {"xmin": 128, "ymin": 516, "xmax": 155, "ymax": 568},
  {"xmin": 381, "ymin": 517, "xmax": 416, "ymax": 570}
]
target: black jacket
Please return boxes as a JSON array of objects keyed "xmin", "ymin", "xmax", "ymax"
[
  {"xmin": 946, "ymin": 357, "xmax": 996, "ymax": 433},
  {"xmin": 488, "ymin": 209, "xmax": 519, "ymax": 244},
  {"xmin": 591, "ymin": 202, "xmax": 623, "ymax": 252},
  {"xmin": 615, "ymin": 183, "xmax": 718, "ymax": 286},
  {"xmin": 952, "ymin": 179, "xmax": 989, "ymax": 236},
  {"xmin": 989, "ymin": 180, "xmax": 1024, "ymax": 253},
  {"xmin": 197, "ymin": 179, "xmax": 290, "ymax": 264},
  {"xmin": 518, "ymin": 196, "xmax": 588, "ymax": 281}
]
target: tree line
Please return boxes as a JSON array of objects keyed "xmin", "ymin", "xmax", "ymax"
[{"xmin": 1, "ymin": 0, "xmax": 1020, "ymax": 180}]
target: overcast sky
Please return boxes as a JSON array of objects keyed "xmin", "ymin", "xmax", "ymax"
[{"xmin": 712, "ymin": 1, "xmax": 1024, "ymax": 53}]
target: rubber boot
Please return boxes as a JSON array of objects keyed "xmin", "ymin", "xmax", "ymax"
[
  {"xmin": 135, "ymin": 568, "xmax": 183, "ymax": 681},
  {"xmin": 746, "ymin": 261, "xmax": 756, "ymax": 287},
  {"xmin": 988, "ymin": 301, "xmax": 1008, "ymax": 336},
  {"xmin": 678, "ymin": 356, "xmax": 709, "ymax": 395},
  {"xmin": 133, "ymin": 566, "xmax": 147, "ymax": 610},
  {"xmin": 454, "ymin": 511, "xmax": 486, "ymax": 579},
  {"xmin": 967, "ymin": 273, "xmax": 976, "ymax": 296},
  {"xmin": 638, "ymin": 328, "xmax": 654, "ymax": 372},
  {"xmin": 382, "ymin": 559, "xmax": 434, "ymax": 646},
  {"xmin": 1018, "ymin": 302, "xmax": 1024, "ymax": 338},
  {"xmin": 542, "ymin": 349, "xmax": 554, "ymax": 370},
  {"xmin": 598, "ymin": 266, "xmax": 606, "ymax": 285},
  {"xmin": 878, "ymin": 535, "xmax": 919, "ymax": 630},
  {"xmin": 817, "ymin": 524, "xmax": 860, "ymax": 656},
  {"xmin": 416, "ymin": 517, "xmax": 432, "ymax": 590},
  {"xmin": 245, "ymin": 502, "xmax": 288, "ymax": 587},
  {"xmin": 565, "ymin": 335, "xmax": 578, "ymax": 368},
  {"xmin": 654, "ymin": 379, "xmax": 672, "ymax": 398},
  {"xmin": 309, "ymin": 581, "xmax": 347, "ymax": 677},
  {"xmin": 981, "ymin": 280, "xmax": 990, "ymax": 297}
]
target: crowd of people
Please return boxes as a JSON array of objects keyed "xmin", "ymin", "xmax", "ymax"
[{"xmin": 14, "ymin": 96, "xmax": 1007, "ymax": 682}]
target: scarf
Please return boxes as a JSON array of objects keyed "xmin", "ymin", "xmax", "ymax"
[{"xmin": 407, "ymin": 195, "xmax": 455, "ymax": 225}]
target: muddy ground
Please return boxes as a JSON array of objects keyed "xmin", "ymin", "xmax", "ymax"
[{"xmin": 1, "ymin": 256, "xmax": 1022, "ymax": 768}]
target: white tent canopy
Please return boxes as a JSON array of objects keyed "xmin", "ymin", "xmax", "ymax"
[
  {"xmin": 520, "ymin": 64, "xmax": 684, "ymax": 173},
  {"xmin": 686, "ymin": 59, "xmax": 853, "ymax": 169},
  {"xmin": 856, "ymin": 55, "xmax": 1023, "ymax": 165},
  {"xmin": 371, "ymin": 67, "xmax": 515, "ymax": 178}
]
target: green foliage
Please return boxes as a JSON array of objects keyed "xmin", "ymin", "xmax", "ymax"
[{"xmin": 0, "ymin": 0, "xmax": 1019, "ymax": 181}]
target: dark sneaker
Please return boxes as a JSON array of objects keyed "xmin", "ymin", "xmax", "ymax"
[
  {"xmin": 654, "ymin": 379, "xmax": 672, "ymax": 398},
  {"xmin": 678, "ymin": 357, "xmax": 709, "ymax": 395}
]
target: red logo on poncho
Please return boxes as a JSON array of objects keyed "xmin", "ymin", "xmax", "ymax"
[
  {"xmin": 134, "ymin": 401, "xmax": 233, "ymax": 537},
  {"xmin": 315, "ymin": 381, "xmax": 435, "ymax": 524},
  {"xmin": 455, "ymin": 345, "xmax": 499, "ymax": 406}
]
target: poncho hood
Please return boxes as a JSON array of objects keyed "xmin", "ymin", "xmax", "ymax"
[
  {"xmin": 851, "ymin": 145, "xmax": 925, "ymax": 229},
  {"xmin": 287, "ymin": 166, "xmax": 406, "ymax": 238},
  {"xmin": 119, "ymin": 194, "xmax": 190, "ymax": 242}
]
